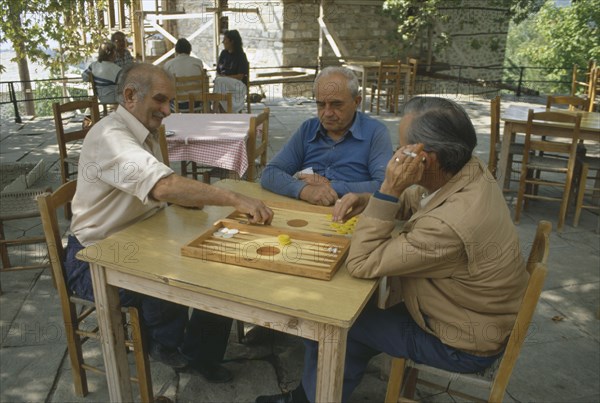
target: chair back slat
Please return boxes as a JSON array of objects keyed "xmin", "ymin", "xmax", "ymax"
[
  {"xmin": 174, "ymin": 71, "xmax": 208, "ymax": 113},
  {"xmin": 52, "ymin": 98, "xmax": 100, "ymax": 185},
  {"xmin": 203, "ymin": 92, "xmax": 233, "ymax": 113},
  {"xmin": 246, "ymin": 108, "xmax": 270, "ymax": 182}
]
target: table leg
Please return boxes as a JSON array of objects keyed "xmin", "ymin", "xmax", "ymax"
[
  {"xmin": 496, "ymin": 122, "xmax": 514, "ymax": 191},
  {"xmin": 315, "ymin": 323, "xmax": 347, "ymax": 402},
  {"xmin": 90, "ymin": 263, "xmax": 133, "ymax": 402}
]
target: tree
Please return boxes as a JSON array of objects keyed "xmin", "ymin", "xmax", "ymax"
[
  {"xmin": 508, "ymin": 0, "xmax": 600, "ymax": 94},
  {"xmin": 0, "ymin": 0, "xmax": 109, "ymax": 116},
  {"xmin": 383, "ymin": 0, "xmax": 544, "ymax": 59}
]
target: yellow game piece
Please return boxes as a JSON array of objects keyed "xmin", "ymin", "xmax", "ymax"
[{"xmin": 278, "ymin": 234, "xmax": 291, "ymax": 246}]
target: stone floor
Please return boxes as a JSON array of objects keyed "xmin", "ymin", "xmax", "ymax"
[{"xmin": 0, "ymin": 93, "xmax": 599, "ymax": 403}]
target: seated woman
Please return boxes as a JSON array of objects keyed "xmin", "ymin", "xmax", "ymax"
[
  {"xmin": 256, "ymin": 97, "xmax": 528, "ymax": 403},
  {"xmin": 82, "ymin": 42, "xmax": 122, "ymax": 105},
  {"xmin": 213, "ymin": 30, "xmax": 248, "ymax": 113}
]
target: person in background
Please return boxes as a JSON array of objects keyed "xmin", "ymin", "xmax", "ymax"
[
  {"xmin": 111, "ymin": 31, "xmax": 134, "ymax": 68},
  {"xmin": 260, "ymin": 66, "xmax": 392, "ymax": 206},
  {"xmin": 66, "ymin": 63, "xmax": 274, "ymax": 383},
  {"xmin": 214, "ymin": 29, "xmax": 249, "ymax": 113},
  {"xmin": 256, "ymin": 96, "xmax": 527, "ymax": 403},
  {"xmin": 82, "ymin": 42, "xmax": 121, "ymax": 105},
  {"xmin": 164, "ymin": 38, "xmax": 205, "ymax": 112}
]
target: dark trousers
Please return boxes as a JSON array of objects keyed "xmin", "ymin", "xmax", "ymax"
[
  {"xmin": 301, "ymin": 303, "xmax": 501, "ymax": 403},
  {"xmin": 64, "ymin": 235, "xmax": 232, "ymax": 364}
]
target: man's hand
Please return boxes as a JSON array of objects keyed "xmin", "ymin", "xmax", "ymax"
[
  {"xmin": 380, "ymin": 144, "xmax": 426, "ymax": 198},
  {"xmin": 332, "ymin": 192, "xmax": 370, "ymax": 222},
  {"xmin": 299, "ymin": 183, "xmax": 338, "ymax": 206},
  {"xmin": 297, "ymin": 173, "xmax": 330, "ymax": 186},
  {"xmin": 233, "ymin": 194, "xmax": 274, "ymax": 224}
]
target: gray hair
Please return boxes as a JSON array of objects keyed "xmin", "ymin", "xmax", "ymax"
[
  {"xmin": 313, "ymin": 66, "xmax": 360, "ymax": 98},
  {"xmin": 116, "ymin": 63, "xmax": 174, "ymax": 105},
  {"xmin": 402, "ymin": 97, "xmax": 477, "ymax": 174}
]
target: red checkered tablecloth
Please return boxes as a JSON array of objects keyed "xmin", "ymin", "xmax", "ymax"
[{"xmin": 163, "ymin": 113, "xmax": 254, "ymax": 177}]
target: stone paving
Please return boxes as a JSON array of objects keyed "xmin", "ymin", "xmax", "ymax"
[{"xmin": 0, "ymin": 94, "xmax": 599, "ymax": 403}]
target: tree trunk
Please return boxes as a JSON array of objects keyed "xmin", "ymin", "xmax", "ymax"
[{"xmin": 16, "ymin": 52, "xmax": 35, "ymax": 116}]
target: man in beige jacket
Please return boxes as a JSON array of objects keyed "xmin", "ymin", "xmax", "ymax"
[{"xmin": 256, "ymin": 97, "xmax": 527, "ymax": 403}]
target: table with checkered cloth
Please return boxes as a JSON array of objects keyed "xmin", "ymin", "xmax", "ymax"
[{"xmin": 163, "ymin": 113, "xmax": 255, "ymax": 177}]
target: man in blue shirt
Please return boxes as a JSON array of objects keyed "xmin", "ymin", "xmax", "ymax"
[{"xmin": 260, "ymin": 66, "xmax": 392, "ymax": 205}]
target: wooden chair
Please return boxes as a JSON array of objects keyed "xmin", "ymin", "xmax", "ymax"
[
  {"xmin": 88, "ymin": 73, "xmax": 118, "ymax": 116},
  {"xmin": 405, "ymin": 57, "xmax": 418, "ymax": 100},
  {"xmin": 487, "ymin": 96, "xmax": 524, "ymax": 188},
  {"xmin": 573, "ymin": 154, "xmax": 600, "ymax": 231},
  {"xmin": 53, "ymin": 98, "xmax": 101, "ymax": 186},
  {"xmin": 201, "ymin": 108, "xmax": 270, "ymax": 184},
  {"xmin": 385, "ymin": 220, "xmax": 552, "ymax": 403},
  {"xmin": 246, "ymin": 107, "xmax": 270, "ymax": 182},
  {"xmin": 370, "ymin": 60, "xmax": 402, "ymax": 115},
  {"xmin": 37, "ymin": 181, "xmax": 154, "ymax": 401},
  {"xmin": 203, "ymin": 92, "xmax": 233, "ymax": 113},
  {"xmin": 174, "ymin": 72, "xmax": 208, "ymax": 113},
  {"xmin": 158, "ymin": 124, "xmax": 170, "ymax": 166},
  {"xmin": 546, "ymin": 94, "xmax": 589, "ymax": 111},
  {"xmin": 571, "ymin": 60, "xmax": 598, "ymax": 111},
  {"xmin": 514, "ymin": 110, "xmax": 582, "ymax": 232},
  {"xmin": 246, "ymin": 62, "xmax": 252, "ymax": 113},
  {"xmin": 0, "ymin": 187, "xmax": 52, "ymax": 290}
]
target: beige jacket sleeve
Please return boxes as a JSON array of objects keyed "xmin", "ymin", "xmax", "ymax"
[{"xmin": 346, "ymin": 191, "xmax": 466, "ymax": 279}]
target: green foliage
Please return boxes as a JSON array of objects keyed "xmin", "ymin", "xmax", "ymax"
[
  {"xmin": 0, "ymin": 0, "xmax": 110, "ymax": 77},
  {"xmin": 32, "ymin": 80, "xmax": 88, "ymax": 116},
  {"xmin": 383, "ymin": 0, "xmax": 542, "ymax": 53},
  {"xmin": 505, "ymin": 0, "xmax": 600, "ymax": 94},
  {"xmin": 383, "ymin": 0, "xmax": 446, "ymax": 51}
]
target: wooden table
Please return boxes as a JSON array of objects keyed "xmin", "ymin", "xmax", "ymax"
[
  {"xmin": 163, "ymin": 113, "xmax": 254, "ymax": 177},
  {"xmin": 496, "ymin": 105, "xmax": 600, "ymax": 189},
  {"xmin": 79, "ymin": 180, "xmax": 378, "ymax": 402},
  {"xmin": 344, "ymin": 60, "xmax": 411, "ymax": 113}
]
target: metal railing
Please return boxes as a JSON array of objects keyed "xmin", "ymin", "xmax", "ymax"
[
  {"xmin": 0, "ymin": 63, "xmax": 579, "ymax": 123},
  {"xmin": 0, "ymin": 77, "xmax": 90, "ymax": 123}
]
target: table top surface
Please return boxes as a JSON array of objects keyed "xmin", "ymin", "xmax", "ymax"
[
  {"xmin": 77, "ymin": 180, "xmax": 378, "ymax": 328},
  {"xmin": 163, "ymin": 113, "xmax": 254, "ymax": 141},
  {"xmin": 502, "ymin": 105, "xmax": 600, "ymax": 131}
]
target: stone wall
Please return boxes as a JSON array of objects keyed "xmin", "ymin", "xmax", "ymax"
[
  {"xmin": 434, "ymin": 0, "xmax": 510, "ymax": 83},
  {"xmin": 170, "ymin": 0, "xmax": 509, "ymax": 96}
]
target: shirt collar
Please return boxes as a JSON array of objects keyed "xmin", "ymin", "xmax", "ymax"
[
  {"xmin": 115, "ymin": 106, "xmax": 152, "ymax": 144},
  {"xmin": 310, "ymin": 112, "xmax": 365, "ymax": 142}
]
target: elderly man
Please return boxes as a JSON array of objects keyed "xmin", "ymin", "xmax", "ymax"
[
  {"xmin": 111, "ymin": 31, "xmax": 134, "ymax": 68},
  {"xmin": 65, "ymin": 63, "xmax": 273, "ymax": 383},
  {"xmin": 256, "ymin": 97, "xmax": 527, "ymax": 403},
  {"xmin": 260, "ymin": 66, "xmax": 392, "ymax": 206}
]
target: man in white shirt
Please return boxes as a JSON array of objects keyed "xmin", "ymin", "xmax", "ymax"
[
  {"xmin": 65, "ymin": 63, "xmax": 273, "ymax": 383},
  {"xmin": 164, "ymin": 38, "xmax": 205, "ymax": 112}
]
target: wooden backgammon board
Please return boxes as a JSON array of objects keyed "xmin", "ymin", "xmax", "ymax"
[
  {"xmin": 181, "ymin": 218, "xmax": 350, "ymax": 280},
  {"xmin": 226, "ymin": 200, "xmax": 359, "ymax": 236}
]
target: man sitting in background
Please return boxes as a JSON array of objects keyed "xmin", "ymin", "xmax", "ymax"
[{"xmin": 164, "ymin": 38, "xmax": 206, "ymax": 112}]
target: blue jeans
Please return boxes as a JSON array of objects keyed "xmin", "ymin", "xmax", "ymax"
[
  {"xmin": 65, "ymin": 235, "xmax": 232, "ymax": 364},
  {"xmin": 301, "ymin": 303, "xmax": 501, "ymax": 403}
]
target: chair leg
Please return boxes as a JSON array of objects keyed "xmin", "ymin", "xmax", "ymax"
[
  {"xmin": 0, "ymin": 221, "xmax": 11, "ymax": 269},
  {"xmin": 385, "ymin": 357, "xmax": 406, "ymax": 403},
  {"xmin": 236, "ymin": 320, "xmax": 246, "ymax": 343},
  {"xmin": 514, "ymin": 164, "xmax": 529, "ymax": 224},
  {"xmin": 403, "ymin": 368, "xmax": 419, "ymax": 399},
  {"xmin": 573, "ymin": 163, "xmax": 589, "ymax": 227},
  {"xmin": 129, "ymin": 307, "xmax": 154, "ymax": 403},
  {"xmin": 65, "ymin": 310, "xmax": 89, "ymax": 396}
]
